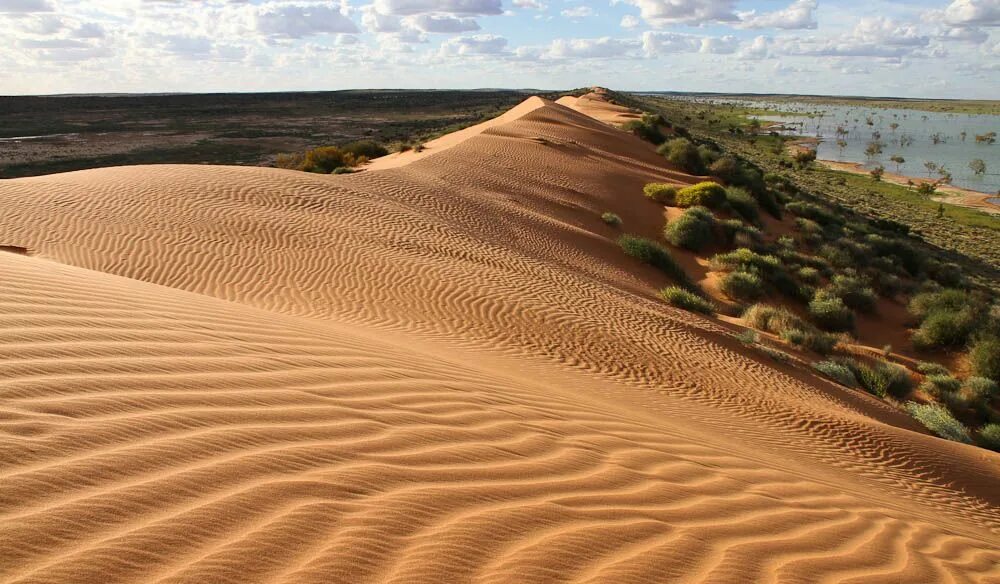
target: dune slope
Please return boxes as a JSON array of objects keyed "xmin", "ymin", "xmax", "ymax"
[{"xmin": 0, "ymin": 95, "xmax": 997, "ymax": 583}]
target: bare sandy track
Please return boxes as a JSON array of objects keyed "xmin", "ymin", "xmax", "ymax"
[{"xmin": 0, "ymin": 95, "xmax": 998, "ymax": 583}]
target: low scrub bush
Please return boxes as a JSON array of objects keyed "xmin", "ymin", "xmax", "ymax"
[
  {"xmin": 808, "ymin": 296, "xmax": 854, "ymax": 332},
  {"xmin": 908, "ymin": 288, "xmax": 972, "ymax": 321},
  {"xmin": 851, "ymin": 359, "xmax": 913, "ymax": 398},
  {"xmin": 664, "ymin": 207, "xmax": 715, "ymax": 251},
  {"xmin": 719, "ymin": 220, "xmax": 761, "ymax": 248},
  {"xmin": 709, "ymin": 248, "xmax": 782, "ymax": 275},
  {"xmin": 822, "ymin": 275, "xmax": 877, "ymax": 313},
  {"xmin": 618, "ymin": 235, "xmax": 694, "ymax": 290},
  {"xmin": 643, "ymin": 183, "xmax": 677, "ymax": 204},
  {"xmin": 813, "ymin": 360, "xmax": 858, "ymax": 387},
  {"xmin": 743, "ymin": 304, "xmax": 805, "ymax": 334},
  {"xmin": 963, "ymin": 376, "xmax": 998, "ymax": 401},
  {"xmin": 724, "ymin": 187, "xmax": 760, "ymax": 224},
  {"xmin": 676, "ymin": 182, "xmax": 727, "ymax": 208},
  {"xmin": 661, "ymin": 286, "xmax": 714, "ymax": 315},
  {"xmin": 658, "ymin": 138, "xmax": 705, "ymax": 174},
  {"xmin": 785, "ymin": 201, "xmax": 842, "ymax": 226},
  {"xmin": 918, "ymin": 374, "xmax": 962, "ymax": 398},
  {"xmin": 797, "ymin": 266, "xmax": 821, "ymax": 285},
  {"xmin": 786, "ymin": 328, "xmax": 837, "ymax": 354},
  {"xmin": 623, "ymin": 116, "xmax": 666, "ymax": 145},
  {"xmin": 279, "ymin": 144, "xmax": 376, "ymax": 174},
  {"xmin": 905, "ymin": 402, "xmax": 972, "ymax": 443},
  {"xmin": 720, "ymin": 271, "xmax": 764, "ymax": 302},
  {"xmin": 916, "ymin": 361, "xmax": 951, "ymax": 376},
  {"xmin": 977, "ymin": 424, "xmax": 1000, "ymax": 451},
  {"xmin": 601, "ymin": 212, "xmax": 622, "ymax": 226},
  {"xmin": 970, "ymin": 336, "xmax": 1000, "ymax": 382},
  {"xmin": 911, "ymin": 308, "xmax": 977, "ymax": 350},
  {"xmin": 341, "ymin": 140, "xmax": 389, "ymax": 159}
]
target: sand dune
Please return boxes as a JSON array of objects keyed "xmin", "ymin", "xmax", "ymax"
[{"xmin": 0, "ymin": 94, "xmax": 997, "ymax": 583}]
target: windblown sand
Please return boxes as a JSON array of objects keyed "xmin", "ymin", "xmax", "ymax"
[{"xmin": 0, "ymin": 95, "xmax": 997, "ymax": 583}]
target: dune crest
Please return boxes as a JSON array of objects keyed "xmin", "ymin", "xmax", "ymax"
[{"xmin": 0, "ymin": 93, "xmax": 998, "ymax": 583}]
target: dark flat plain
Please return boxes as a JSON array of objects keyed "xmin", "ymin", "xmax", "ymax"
[{"xmin": 0, "ymin": 90, "xmax": 544, "ymax": 178}]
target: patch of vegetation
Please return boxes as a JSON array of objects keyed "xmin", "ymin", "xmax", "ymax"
[
  {"xmin": 978, "ymin": 424, "xmax": 1000, "ymax": 451},
  {"xmin": 643, "ymin": 183, "xmax": 677, "ymax": 204},
  {"xmin": 664, "ymin": 207, "xmax": 715, "ymax": 251},
  {"xmin": 660, "ymin": 286, "xmax": 715, "ymax": 315},
  {"xmin": 970, "ymin": 336, "xmax": 1000, "ymax": 383},
  {"xmin": 623, "ymin": 112, "xmax": 667, "ymax": 144},
  {"xmin": 618, "ymin": 234, "xmax": 694, "ymax": 291},
  {"xmin": 720, "ymin": 271, "xmax": 764, "ymax": 302},
  {"xmin": 905, "ymin": 402, "xmax": 972, "ymax": 443},
  {"xmin": 277, "ymin": 140, "xmax": 390, "ymax": 173},
  {"xmin": 601, "ymin": 212, "xmax": 623, "ymax": 227},
  {"xmin": 724, "ymin": 187, "xmax": 760, "ymax": 224},
  {"xmin": 658, "ymin": 137, "xmax": 705, "ymax": 174},
  {"xmin": 743, "ymin": 303, "xmax": 837, "ymax": 354},
  {"xmin": 675, "ymin": 182, "xmax": 727, "ymax": 208},
  {"xmin": 813, "ymin": 360, "xmax": 858, "ymax": 388},
  {"xmin": 836, "ymin": 358, "xmax": 913, "ymax": 398},
  {"xmin": 808, "ymin": 296, "xmax": 855, "ymax": 332}
]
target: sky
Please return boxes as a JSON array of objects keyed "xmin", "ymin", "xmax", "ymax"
[{"xmin": 0, "ymin": 0, "xmax": 997, "ymax": 98}]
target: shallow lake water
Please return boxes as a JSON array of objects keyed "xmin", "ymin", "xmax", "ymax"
[
  {"xmin": 751, "ymin": 102, "xmax": 1000, "ymax": 194},
  {"xmin": 656, "ymin": 95, "xmax": 1000, "ymax": 194}
]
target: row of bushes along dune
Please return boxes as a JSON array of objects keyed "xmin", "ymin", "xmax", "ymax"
[{"xmin": 603, "ymin": 117, "xmax": 999, "ymax": 451}]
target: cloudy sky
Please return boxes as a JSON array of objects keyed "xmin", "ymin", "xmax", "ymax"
[{"xmin": 1, "ymin": 0, "xmax": 997, "ymax": 97}]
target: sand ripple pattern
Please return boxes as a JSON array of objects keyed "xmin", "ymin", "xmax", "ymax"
[{"xmin": 0, "ymin": 96, "xmax": 998, "ymax": 583}]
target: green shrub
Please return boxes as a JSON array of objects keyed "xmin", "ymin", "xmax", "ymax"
[
  {"xmin": 658, "ymin": 138, "xmax": 705, "ymax": 174},
  {"xmin": 660, "ymin": 286, "xmax": 715, "ymax": 315},
  {"xmin": 618, "ymin": 234, "xmax": 694, "ymax": 290},
  {"xmin": 808, "ymin": 296, "xmax": 854, "ymax": 332},
  {"xmin": 601, "ymin": 212, "xmax": 622, "ymax": 227},
  {"xmin": 918, "ymin": 375, "xmax": 962, "ymax": 398},
  {"xmin": 743, "ymin": 304, "xmax": 806, "ymax": 334},
  {"xmin": 710, "ymin": 248, "xmax": 782, "ymax": 275},
  {"xmin": 963, "ymin": 377, "xmax": 999, "ymax": 400},
  {"xmin": 734, "ymin": 329, "xmax": 759, "ymax": 344},
  {"xmin": 643, "ymin": 183, "xmax": 677, "ymax": 204},
  {"xmin": 794, "ymin": 217, "xmax": 824, "ymax": 236},
  {"xmin": 664, "ymin": 207, "xmax": 715, "ymax": 251},
  {"xmin": 341, "ymin": 140, "xmax": 389, "ymax": 159},
  {"xmin": 721, "ymin": 271, "xmax": 764, "ymax": 302},
  {"xmin": 785, "ymin": 201, "xmax": 842, "ymax": 226},
  {"xmin": 911, "ymin": 309, "xmax": 977, "ymax": 350},
  {"xmin": 785, "ymin": 328, "xmax": 837, "ymax": 354},
  {"xmin": 905, "ymin": 402, "xmax": 972, "ymax": 443},
  {"xmin": 813, "ymin": 361, "xmax": 858, "ymax": 387},
  {"xmin": 977, "ymin": 424, "xmax": 1000, "ymax": 451},
  {"xmin": 916, "ymin": 361, "xmax": 951, "ymax": 376},
  {"xmin": 676, "ymin": 182, "xmax": 727, "ymax": 208},
  {"xmin": 279, "ymin": 145, "xmax": 372, "ymax": 173},
  {"xmin": 757, "ymin": 189, "xmax": 783, "ymax": 219},
  {"xmin": 623, "ymin": 115, "xmax": 666, "ymax": 144},
  {"xmin": 908, "ymin": 289, "xmax": 972, "ymax": 320},
  {"xmin": 724, "ymin": 187, "xmax": 760, "ymax": 224},
  {"xmin": 719, "ymin": 220, "xmax": 761, "ymax": 248},
  {"xmin": 823, "ymin": 275, "xmax": 877, "ymax": 313},
  {"xmin": 970, "ymin": 336, "xmax": 1000, "ymax": 382},
  {"xmin": 924, "ymin": 259, "xmax": 964, "ymax": 288},
  {"xmin": 854, "ymin": 360, "xmax": 913, "ymax": 398},
  {"xmin": 797, "ymin": 266, "xmax": 821, "ymax": 285},
  {"xmin": 759, "ymin": 345, "xmax": 794, "ymax": 363},
  {"xmin": 870, "ymin": 271, "xmax": 902, "ymax": 297}
]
